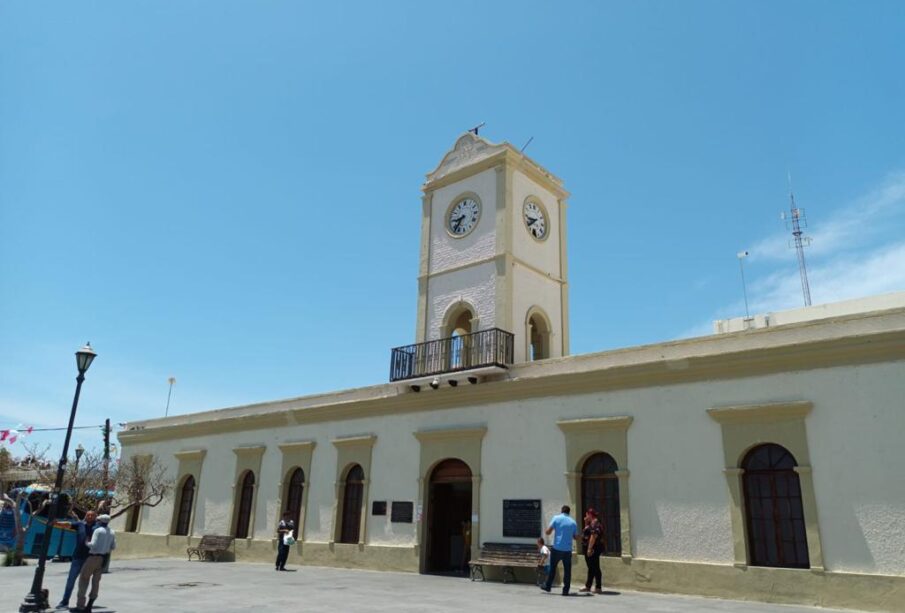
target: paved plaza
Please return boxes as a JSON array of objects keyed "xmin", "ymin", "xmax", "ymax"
[{"xmin": 0, "ymin": 558, "xmax": 856, "ymax": 613}]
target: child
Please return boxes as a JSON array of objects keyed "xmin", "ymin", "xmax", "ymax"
[{"xmin": 537, "ymin": 537, "xmax": 551, "ymax": 577}]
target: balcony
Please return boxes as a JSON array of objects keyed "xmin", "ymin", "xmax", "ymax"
[{"xmin": 389, "ymin": 328, "xmax": 515, "ymax": 382}]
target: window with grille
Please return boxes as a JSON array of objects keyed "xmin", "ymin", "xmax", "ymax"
[
  {"xmin": 340, "ymin": 464, "xmax": 364, "ymax": 544},
  {"xmin": 235, "ymin": 471, "xmax": 255, "ymax": 539},
  {"xmin": 285, "ymin": 468, "xmax": 304, "ymax": 533},
  {"xmin": 173, "ymin": 475, "xmax": 195, "ymax": 536},
  {"xmin": 742, "ymin": 444, "xmax": 809, "ymax": 568}
]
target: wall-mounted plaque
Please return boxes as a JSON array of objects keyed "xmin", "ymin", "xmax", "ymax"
[
  {"xmin": 503, "ymin": 499, "xmax": 541, "ymax": 538},
  {"xmin": 391, "ymin": 501, "xmax": 414, "ymax": 523},
  {"xmin": 372, "ymin": 501, "xmax": 387, "ymax": 516}
]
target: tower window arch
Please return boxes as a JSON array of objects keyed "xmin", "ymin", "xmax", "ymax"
[
  {"xmin": 742, "ymin": 443, "xmax": 809, "ymax": 568},
  {"xmin": 441, "ymin": 301, "xmax": 477, "ymax": 370},
  {"xmin": 526, "ymin": 307, "xmax": 552, "ymax": 361}
]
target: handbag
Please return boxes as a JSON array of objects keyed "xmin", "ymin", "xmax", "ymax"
[{"xmin": 283, "ymin": 530, "xmax": 296, "ymax": 546}]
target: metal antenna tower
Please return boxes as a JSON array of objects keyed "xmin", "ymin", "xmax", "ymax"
[{"xmin": 780, "ymin": 174, "xmax": 813, "ymax": 306}]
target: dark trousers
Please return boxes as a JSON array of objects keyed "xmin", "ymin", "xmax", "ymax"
[
  {"xmin": 276, "ymin": 543, "xmax": 290, "ymax": 569},
  {"xmin": 544, "ymin": 549, "xmax": 572, "ymax": 593},
  {"xmin": 584, "ymin": 552, "xmax": 602, "ymax": 589}
]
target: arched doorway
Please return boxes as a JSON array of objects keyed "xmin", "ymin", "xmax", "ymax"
[
  {"xmin": 581, "ymin": 452, "xmax": 621, "ymax": 556},
  {"xmin": 426, "ymin": 458, "xmax": 472, "ymax": 574}
]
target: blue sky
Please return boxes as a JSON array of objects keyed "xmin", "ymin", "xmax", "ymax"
[{"xmin": 2, "ymin": 1, "xmax": 904, "ymax": 457}]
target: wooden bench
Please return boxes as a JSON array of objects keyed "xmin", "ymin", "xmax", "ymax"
[
  {"xmin": 186, "ymin": 535, "xmax": 235, "ymax": 562},
  {"xmin": 469, "ymin": 542, "xmax": 545, "ymax": 584}
]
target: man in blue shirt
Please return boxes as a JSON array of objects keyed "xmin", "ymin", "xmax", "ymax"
[
  {"xmin": 541, "ymin": 505, "xmax": 579, "ymax": 595},
  {"xmin": 56, "ymin": 510, "xmax": 97, "ymax": 610}
]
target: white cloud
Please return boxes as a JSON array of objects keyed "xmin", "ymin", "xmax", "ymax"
[
  {"xmin": 750, "ymin": 172, "xmax": 905, "ymax": 263},
  {"xmin": 748, "ymin": 240, "xmax": 905, "ymax": 314},
  {"xmin": 678, "ymin": 171, "xmax": 905, "ymax": 338}
]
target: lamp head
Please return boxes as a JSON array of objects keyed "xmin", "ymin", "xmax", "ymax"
[
  {"xmin": 75, "ymin": 444, "xmax": 85, "ymax": 461},
  {"xmin": 75, "ymin": 342, "xmax": 97, "ymax": 374},
  {"xmin": 429, "ymin": 377, "xmax": 440, "ymax": 390}
]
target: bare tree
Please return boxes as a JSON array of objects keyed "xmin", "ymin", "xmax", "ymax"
[
  {"xmin": 106, "ymin": 453, "xmax": 172, "ymax": 520},
  {"xmin": 0, "ymin": 447, "xmax": 11, "ymax": 475}
]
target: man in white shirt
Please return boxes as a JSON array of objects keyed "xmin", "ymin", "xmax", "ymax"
[{"xmin": 75, "ymin": 514, "xmax": 116, "ymax": 612}]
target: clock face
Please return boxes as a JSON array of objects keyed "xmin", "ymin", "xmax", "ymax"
[
  {"xmin": 448, "ymin": 197, "xmax": 481, "ymax": 237},
  {"xmin": 523, "ymin": 200, "xmax": 547, "ymax": 240}
]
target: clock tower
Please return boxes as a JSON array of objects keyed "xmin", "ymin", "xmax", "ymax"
[{"xmin": 414, "ymin": 132, "xmax": 570, "ymax": 364}]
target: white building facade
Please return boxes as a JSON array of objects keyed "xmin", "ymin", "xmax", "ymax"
[{"xmin": 117, "ymin": 134, "xmax": 905, "ymax": 612}]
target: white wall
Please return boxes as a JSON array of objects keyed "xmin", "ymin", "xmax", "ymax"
[
  {"xmin": 121, "ymin": 359, "xmax": 905, "ymax": 576},
  {"xmin": 427, "ymin": 168, "xmax": 497, "ymax": 276}
]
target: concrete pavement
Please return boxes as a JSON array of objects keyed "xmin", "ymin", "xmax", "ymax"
[{"xmin": 0, "ymin": 558, "xmax": 857, "ymax": 613}]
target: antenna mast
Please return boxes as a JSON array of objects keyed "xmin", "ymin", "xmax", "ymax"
[{"xmin": 781, "ymin": 175, "xmax": 813, "ymax": 306}]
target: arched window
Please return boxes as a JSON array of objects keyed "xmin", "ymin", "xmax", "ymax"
[
  {"xmin": 581, "ymin": 453, "xmax": 621, "ymax": 556},
  {"xmin": 125, "ymin": 505, "xmax": 140, "ymax": 533},
  {"xmin": 125, "ymin": 475, "xmax": 145, "ymax": 533},
  {"xmin": 234, "ymin": 471, "xmax": 255, "ymax": 539},
  {"xmin": 173, "ymin": 475, "xmax": 196, "ymax": 536},
  {"xmin": 285, "ymin": 468, "xmax": 305, "ymax": 533},
  {"xmin": 445, "ymin": 308, "xmax": 474, "ymax": 370},
  {"xmin": 340, "ymin": 464, "xmax": 365, "ymax": 544},
  {"xmin": 527, "ymin": 310, "xmax": 551, "ymax": 361},
  {"xmin": 743, "ymin": 444, "xmax": 809, "ymax": 568}
]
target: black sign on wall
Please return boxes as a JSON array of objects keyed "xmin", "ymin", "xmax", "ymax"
[
  {"xmin": 503, "ymin": 499, "xmax": 542, "ymax": 538},
  {"xmin": 391, "ymin": 501, "xmax": 414, "ymax": 523},
  {"xmin": 372, "ymin": 501, "xmax": 387, "ymax": 516}
]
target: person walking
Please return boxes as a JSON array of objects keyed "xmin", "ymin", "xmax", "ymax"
[
  {"xmin": 55, "ymin": 510, "xmax": 97, "ymax": 610},
  {"xmin": 541, "ymin": 505, "xmax": 579, "ymax": 596},
  {"xmin": 579, "ymin": 508, "xmax": 604, "ymax": 594},
  {"xmin": 275, "ymin": 511, "xmax": 295, "ymax": 571},
  {"xmin": 75, "ymin": 514, "xmax": 115, "ymax": 613}
]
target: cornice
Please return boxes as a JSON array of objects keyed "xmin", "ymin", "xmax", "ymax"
[
  {"xmin": 413, "ymin": 426, "xmax": 487, "ymax": 442},
  {"xmin": 118, "ymin": 319, "xmax": 905, "ymax": 447},
  {"xmin": 174, "ymin": 449, "xmax": 206, "ymax": 461},
  {"xmin": 707, "ymin": 401, "xmax": 813, "ymax": 425},
  {"xmin": 423, "ymin": 148, "xmax": 568, "ymax": 199},
  {"xmin": 278, "ymin": 440, "xmax": 317, "ymax": 453},
  {"xmin": 420, "ymin": 253, "xmax": 564, "ymax": 283},
  {"xmin": 232, "ymin": 445, "xmax": 266, "ymax": 457},
  {"xmin": 557, "ymin": 416, "xmax": 633, "ymax": 433},
  {"xmin": 332, "ymin": 434, "xmax": 376, "ymax": 448}
]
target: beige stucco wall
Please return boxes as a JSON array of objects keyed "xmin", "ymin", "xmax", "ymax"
[
  {"xmin": 510, "ymin": 263, "xmax": 564, "ymax": 362},
  {"xmin": 510, "ymin": 169, "xmax": 561, "ymax": 275},
  {"xmin": 118, "ymin": 358, "xmax": 905, "ymax": 578}
]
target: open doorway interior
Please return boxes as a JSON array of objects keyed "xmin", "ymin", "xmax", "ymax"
[{"xmin": 426, "ymin": 459, "xmax": 472, "ymax": 574}]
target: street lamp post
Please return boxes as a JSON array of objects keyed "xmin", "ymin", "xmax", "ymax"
[
  {"xmin": 19, "ymin": 343, "xmax": 96, "ymax": 613},
  {"xmin": 52, "ymin": 444, "xmax": 85, "ymax": 563}
]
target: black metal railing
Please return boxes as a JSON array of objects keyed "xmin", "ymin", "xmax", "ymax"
[{"xmin": 390, "ymin": 328, "xmax": 514, "ymax": 382}]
